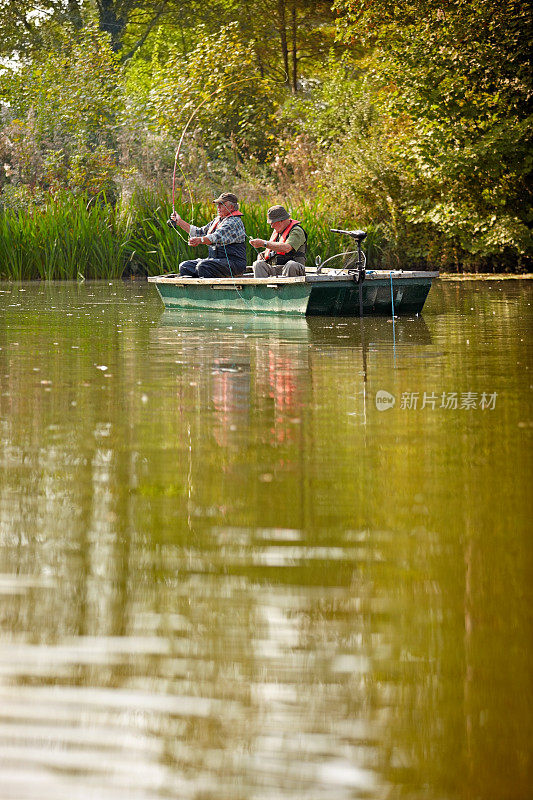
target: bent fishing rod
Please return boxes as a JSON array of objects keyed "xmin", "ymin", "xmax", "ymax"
[{"xmin": 170, "ymin": 75, "xmax": 263, "ymax": 215}]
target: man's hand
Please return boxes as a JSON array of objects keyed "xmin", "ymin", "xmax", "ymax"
[
  {"xmin": 170, "ymin": 211, "xmax": 181, "ymax": 223},
  {"xmin": 188, "ymin": 236, "xmax": 202, "ymax": 247},
  {"xmin": 249, "ymin": 238, "xmax": 266, "ymax": 249}
]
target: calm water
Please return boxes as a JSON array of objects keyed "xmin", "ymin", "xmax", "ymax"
[{"xmin": 0, "ymin": 279, "xmax": 531, "ymax": 800}]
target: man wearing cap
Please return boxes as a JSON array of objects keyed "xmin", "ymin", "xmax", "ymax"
[
  {"xmin": 169, "ymin": 192, "xmax": 247, "ymax": 277},
  {"xmin": 250, "ymin": 205, "xmax": 307, "ymax": 278}
]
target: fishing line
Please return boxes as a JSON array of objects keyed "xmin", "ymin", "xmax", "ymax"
[
  {"xmin": 170, "ymin": 70, "xmax": 285, "ymax": 221},
  {"xmin": 220, "ymin": 239, "xmax": 257, "ymax": 316},
  {"xmin": 216, "ymin": 199, "xmax": 257, "ymax": 316},
  {"xmin": 390, "ymin": 271, "xmax": 396, "ymax": 363},
  {"xmin": 168, "ymin": 158, "xmax": 196, "ymax": 244},
  {"xmin": 171, "ymin": 75, "xmax": 264, "ymax": 214}
]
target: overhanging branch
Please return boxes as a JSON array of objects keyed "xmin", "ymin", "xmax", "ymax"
[{"xmin": 121, "ymin": 1, "xmax": 168, "ymax": 62}]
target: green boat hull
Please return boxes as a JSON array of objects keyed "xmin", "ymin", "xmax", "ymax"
[
  {"xmin": 306, "ymin": 276, "xmax": 434, "ymax": 316},
  {"xmin": 148, "ymin": 272, "xmax": 438, "ymax": 316},
  {"xmin": 154, "ymin": 278, "xmax": 311, "ymax": 315}
]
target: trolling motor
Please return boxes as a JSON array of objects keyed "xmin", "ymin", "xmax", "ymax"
[
  {"xmin": 331, "ymin": 229, "xmax": 367, "ymax": 316},
  {"xmin": 330, "ymin": 229, "xmax": 367, "ymax": 281}
]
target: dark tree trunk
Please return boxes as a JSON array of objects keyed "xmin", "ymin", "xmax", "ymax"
[
  {"xmin": 291, "ymin": 0, "xmax": 297, "ymax": 92},
  {"xmin": 122, "ymin": 2, "xmax": 168, "ymax": 62},
  {"xmin": 98, "ymin": 0, "xmax": 127, "ymax": 52},
  {"xmin": 244, "ymin": 0, "xmax": 265, "ymax": 77},
  {"xmin": 277, "ymin": 0, "xmax": 290, "ymax": 86},
  {"xmin": 180, "ymin": 23, "xmax": 187, "ymax": 57},
  {"xmin": 68, "ymin": 0, "xmax": 83, "ymax": 30}
]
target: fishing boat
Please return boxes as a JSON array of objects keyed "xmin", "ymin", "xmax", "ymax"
[{"xmin": 148, "ymin": 229, "xmax": 438, "ymax": 316}]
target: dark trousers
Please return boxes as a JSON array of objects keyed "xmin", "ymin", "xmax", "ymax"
[{"xmin": 179, "ymin": 258, "xmax": 244, "ymax": 278}]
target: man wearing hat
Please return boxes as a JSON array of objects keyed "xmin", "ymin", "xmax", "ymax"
[
  {"xmin": 250, "ymin": 205, "xmax": 307, "ymax": 277},
  {"xmin": 170, "ymin": 192, "xmax": 247, "ymax": 277}
]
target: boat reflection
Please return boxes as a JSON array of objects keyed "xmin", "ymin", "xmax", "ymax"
[
  {"xmin": 154, "ymin": 312, "xmax": 434, "ymax": 438},
  {"xmin": 156, "ymin": 311, "xmax": 313, "ymax": 447},
  {"xmin": 156, "ymin": 308, "xmax": 313, "ymax": 342},
  {"xmin": 305, "ymin": 314, "xmax": 432, "ymax": 347}
]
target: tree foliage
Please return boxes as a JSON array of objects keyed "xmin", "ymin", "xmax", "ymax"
[
  {"xmin": 1, "ymin": 23, "xmax": 121, "ymax": 198},
  {"xmin": 147, "ymin": 23, "xmax": 278, "ymax": 159},
  {"xmin": 332, "ymin": 0, "xmax": 533, "ymax": 263}
]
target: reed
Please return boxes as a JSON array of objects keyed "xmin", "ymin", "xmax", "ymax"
[
  {"xmin": 119, "ymin": 188, "xmax": 198, "ymax": 276},
  {"xmin": 0, "ymin": 194, "xmax": 127, "ymax": 280},
  {"xmin": 0, "ymin": 189, "xmax": 385, "ymax": 280}
]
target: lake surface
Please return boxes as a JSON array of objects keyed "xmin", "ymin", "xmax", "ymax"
[{"xmin": 0, "ymin": 279, "xmax": 531, "ymax": 800}]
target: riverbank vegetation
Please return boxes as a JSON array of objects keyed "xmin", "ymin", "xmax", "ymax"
[
  {"xmin": 0, "ymin": 0, "xmax": 531, "ymax": 277},
  {"xmin": 0, "ymin": 189, "xmax": 380, "ymax": 279}
]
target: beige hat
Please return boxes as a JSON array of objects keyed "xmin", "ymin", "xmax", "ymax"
[
  {"xmin": 213, "ymin": 192, "xmax": 239, "ymax": 206},
  {"xmin": 267, "ymin": 205, "xmax": 290, "ymax": 223}
]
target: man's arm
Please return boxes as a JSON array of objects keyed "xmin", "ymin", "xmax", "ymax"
[
  {"xmin": 250, "ymin": 238, "xmax": 293, "ymax": 254},
  {"xmin": 170, "ymin": 212, "xmax": 213, "ymax": 245},
  {"xmin": 282, "ymin": 227, "xmax": 306, "ymax": 254},
  {"xmin": 188, "ymin": 222, "xmax": 213, "ymax": 246},
  {"xmin": 249, "ymin": 230, "xmax": 302, "ymax": 254}
]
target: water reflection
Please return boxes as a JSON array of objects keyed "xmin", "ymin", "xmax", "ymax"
[
  {"xmin": 157, "ymin": 311, "xmax": 312, "ymax": 448},
  {"xmin": 0, "ymin": 280, "xmax": 531, "ymax": 799}
]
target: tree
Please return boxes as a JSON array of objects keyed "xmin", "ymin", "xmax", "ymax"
[
  {"xmin": 332, "ymin": 0, "xmax": 533, "ymax": 264},
  {"xmin": 232, "ymin": 0, "xmax": 336, "ymax": 91},
  {"xmin": 148, "ymin": 22, "xmax": 278, "ymax": 160},
  {"xmin": 2, "ymin": 23, "xmax": 122, "ymax": 198},
  {"xmin": 0, "ymin": 0, "xmax": 195, "ymax": 59}
]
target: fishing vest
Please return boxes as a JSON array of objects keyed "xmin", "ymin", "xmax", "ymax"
[
  {"xmin": 265, "ymin": 220, "xmax": 307, "ymax": 266},
  {"xmin": 206, "ymin": 212, "xmax": 247, "ymax": 273}
]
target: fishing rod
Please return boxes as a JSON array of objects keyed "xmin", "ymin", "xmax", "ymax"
[
  {"xmin": 168, "ymin": 69, "xmax": 288, "ymax": 226},
  {"xmin": 165, "ymin": 73, "xmax": 280, "ymax": 316},
  {"xmin": 166, "ymin": 75, "xmax": 266, "ymax": 249},
  {"xmin": 171, "ymin": 75, "xmax": 263, "ymax": 215}
]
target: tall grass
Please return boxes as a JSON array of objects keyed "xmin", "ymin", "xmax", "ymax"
[
  {"xmin": 0, "ymin": 189, "xmax": 382, "ymax": 280},
  {"xmin": 121, "ymin": 188, "xmax": 199, "ymax": 276},
  {"xmin": 0, "ymin": 194, "xmax": 127, "ymax": 280}
]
